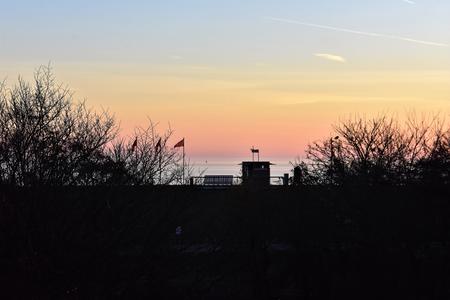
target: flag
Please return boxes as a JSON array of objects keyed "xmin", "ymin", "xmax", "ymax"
[
  {"xmin": 174, "ymin": 138, "xmax": 184, "ymax": 148},
  {"xmin": 130, "ymin": 137, "xmax": 138, "ymax": 152},
  {"xmin": 251, "ymin": 147, "xmax": 259, "ymax": 153},
  {"xmin": 155, "ymin": 138, "xmax": 162, "ymax": 151}
]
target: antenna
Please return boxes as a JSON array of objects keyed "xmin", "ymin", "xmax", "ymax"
[{"xmin": 251, "ymin": 146, "xmax": 260, "ymax": 161}]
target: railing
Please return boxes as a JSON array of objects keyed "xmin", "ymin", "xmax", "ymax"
[
  {"xmin": 270, "ymin": 176, "xmax": 286, "ymax": 186},
  {"xmin": 190, "ymin": 176, "xmax": 242, "ymax": 186},
  {"xmin": 189, "ymin": 176, "xmax": 289, "ymax": 186}
]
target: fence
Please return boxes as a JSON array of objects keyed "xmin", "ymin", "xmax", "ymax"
[{"xmin": 189, "ymin": 176, "xmax": 288, "ymax": 186}]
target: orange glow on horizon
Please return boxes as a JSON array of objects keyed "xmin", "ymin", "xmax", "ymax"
[{"xmin": 2, "ymin": 64, "xmax": 449, "ymax": 159}]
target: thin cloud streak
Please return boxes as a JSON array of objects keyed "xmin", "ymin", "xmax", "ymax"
[
  {"xmin": 315, "ymin": 53, "xmax": 346, "ymax": 63},
  {"xmin": 266, "ymin": 17, "xmax": 449, "ymax": 48},
  {"xmin": 402, "ymin": 0, "xmax": 415, "ymax": 4}
]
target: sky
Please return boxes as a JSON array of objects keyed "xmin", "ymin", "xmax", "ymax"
[{"xmin": 1, "ymin": 0, "xmax": 449, "ymax": 160}]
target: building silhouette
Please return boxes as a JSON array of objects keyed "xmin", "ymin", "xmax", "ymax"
[{"xmin": 241, "ymin": 161, "xmax": 272, "ymax": 185}]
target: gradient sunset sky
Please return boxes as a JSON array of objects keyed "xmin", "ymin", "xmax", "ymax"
[{"xmin": 1, "ymin": 0, "xmax": 449, "ymax": 159}]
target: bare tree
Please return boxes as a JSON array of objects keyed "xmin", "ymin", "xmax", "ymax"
[
  {"xmin": 297, "ymin": 115, "xmax": 449, "ymax": 186},
  {"xmin": 107, "ymin": 121, "xmax": 185, "ymax": 185},
  {"xmin": 0, "ymin": 66, "xmax": 203, "ymax": 186},
  {"xmin": 0, "ymin": 66, "xmax": 117, "ymax": 186}
]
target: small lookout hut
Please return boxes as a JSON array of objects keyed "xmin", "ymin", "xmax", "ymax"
[
  {"xmin": 241, "ymin": 147, "xmax": 272, "ymax": 185},
  {"xmin": 241, "ymin": 161, "xmax": 272, "ymax": 185}
]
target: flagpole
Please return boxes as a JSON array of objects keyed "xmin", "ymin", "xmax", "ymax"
[
  {"xmin": 159, "ymin": 149, "xmax": 162, "ymax": 185},
  {"xmin": 182, "ymin": 138, "xmax": 185, "ymax": 185}
]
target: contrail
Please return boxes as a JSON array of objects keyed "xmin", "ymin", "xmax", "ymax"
[
  {"xmin": 402, "ymin": 0, "xmax": 415, "ymax": 4},
  {"xmin": 266, "ymin": 17, "xmax": 449, "ymax": 48}
]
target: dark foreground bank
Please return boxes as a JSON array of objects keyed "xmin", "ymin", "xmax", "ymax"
[{"xmin": 1, "ymin": 186, "xmax": 450, "ymax": 299}]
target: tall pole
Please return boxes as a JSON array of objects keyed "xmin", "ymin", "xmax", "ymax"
[
  {"xmin": 182, "ymin": 138, "xmax": 185, "ymax": 185},
  {"xmin": 330, "ymin": 138, "xmax": 334, "ymax": 185},
  {"xmin": 159, "ymin": 149, "xmax": 162, "ymax": 184}
]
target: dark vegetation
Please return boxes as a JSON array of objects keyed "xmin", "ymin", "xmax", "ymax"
[
  {"xmin": 0, "ymin": 66, "xmax": 187, "ymax": 186},
  {"xmin": 293, "ymin": 115, "xmax": 449, "ymax": 186},
  {"xmin": 1, "ymin": 67, "xmax": 450, "ymax": 299},
  {"xmin": 2, "ymin": 186, "xmax": 450, "ymax": 299}
]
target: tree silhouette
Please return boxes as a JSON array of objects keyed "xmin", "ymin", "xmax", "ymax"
[
  {"xmin": 107, "ymin": 121, "xmax": 186, "ymax": 185},
  {"xmin": 0, "ymin": 66, "xmax": 118, "ymax": 186},
  {"xmin": 297, "ymin": 115, "xmax": 449, "ymax": 186},
  {"xmin": 0, "ymin": 66, "xmax": 196, "ymax": 186}
]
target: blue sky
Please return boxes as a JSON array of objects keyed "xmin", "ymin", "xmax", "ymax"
[{"xmin": 1, "ymin": 0, "xmax": 449, "ymax": 67}]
